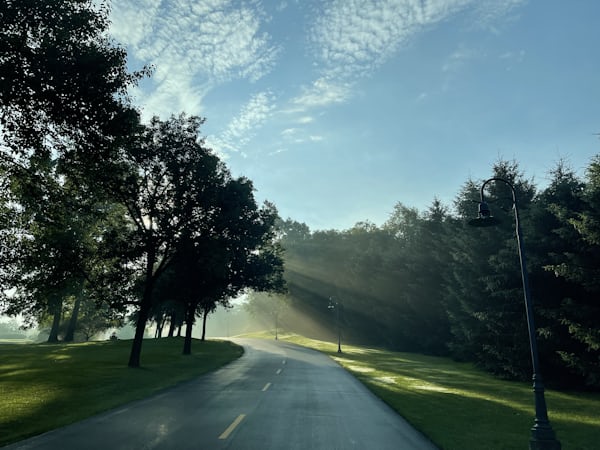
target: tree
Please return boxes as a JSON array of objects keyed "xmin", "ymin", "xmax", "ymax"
[
  {"xmin": 381, "ymin": 199, "xmax": 453, "ymax": 355},
  {"xmin": 0, "ymin": 156, "xmax": 109, "ymax": 341},
  {"xmin": 0, "ymin": 162, "xmax": 19, "ymax": 302},
  {"xmin": 162, "ymin": 179, "xmax": 285, "ymax": 355},
  {"xmin": 539, "ymin": 157, "xmax": 600, "ymax": 387},
  {"xmin": 74, "ymin": 295, "xmax": 124, "ymax": 341},
  {"xmin": 245, "ymin": 291, "xmax": 290, "ymax": 339},
  {"xmin": 269, "ymin": 157, "xmax": 600, "ymax": 388},
  {"xmin": 445, "ymin": 160, "xmax": 538, "ymax": 378},
  {"xmin": 0, "ymin": 0, "xmax": 146, "ymax": 343},
  {"xmin": 105, "ymin": 114, "xmax": 230, "ymax": 367},
  {"xmin": 0, "ymin": 0, "xmax": 144, "ymax": 161}
]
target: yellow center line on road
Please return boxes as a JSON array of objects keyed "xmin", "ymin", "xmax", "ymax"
[
  {"xmin": 262, "ymin": 382, "xmax": 271, "ymax": 392},
  {"xmin": 218, "ymin": 414, "xmax": 246, "ymax": 440}
]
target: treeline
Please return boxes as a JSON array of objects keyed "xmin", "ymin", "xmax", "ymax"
[
  {"xmin": 279, "ymin": 159, "xmax": 600, "ymax": 389},
  {"xmin": 0, "ymin": 1, "xmax": 284, "ymax": 366}
]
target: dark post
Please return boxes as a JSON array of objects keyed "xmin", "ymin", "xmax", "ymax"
[
  {"xmin": 469, "ymin": 177, "xmax": 561, "ymax": 450},
  {"xmin": 328, "ymin": 297, "xmax": 342, "ymax": 353}
]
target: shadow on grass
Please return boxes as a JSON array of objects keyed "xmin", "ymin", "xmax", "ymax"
[
  {"xmin": 293, "ymin": 339, "xmax": 600, "ymax": 450},
  {"xmin": 0, "ymin": 338, "xmax": 243, "ymax": 446}
]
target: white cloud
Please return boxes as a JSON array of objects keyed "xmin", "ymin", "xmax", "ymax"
[
  {"xmin": 292, "ymin": 0, "xmax": 525, "ymax": 111},
  {"xmin": 471, "ymin": 0, "xmax": 527, "ymax": 32},
  {"xmin": 110, "ymin": 0, "xmax": 280, "ymax": 117},
  {"xmin": 499, "ymin": 49, "xmax": 526, "ymax": 62},
  {"xmin": 207, "ymin": 91, "xmax": 276, "ymax": 157},
  {"xmin": 291, "ymin": 78, "xmax": 352, "ymax": 109},
  {"xmin": 297, "ymin": 116, "xmax": 314, "ymax": 124},
  {"xmin": 268, "ymin": 148, "xmax": 288, "ymax": 156},
  {"xmin": 308, "ymin": 0, "xmax": 474, "ymax": 80},
  {"xmin": 281, "ymin": 128, "xmax": 298, "ymax": 136},
  {"xmin": 442, "ymin": 44, "xmax": 481, "ymax": 73}
]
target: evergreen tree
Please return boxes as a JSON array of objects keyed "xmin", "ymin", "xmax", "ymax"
[
  {"xmin": 445, "ymin": 160, "xmax": 536, "ymax": 378},
  {"xmin": 540, "ymin": 158, "xmax": 600, "ymax": 387}
]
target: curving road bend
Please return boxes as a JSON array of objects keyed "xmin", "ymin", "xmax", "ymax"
[{"xmin": 4, "ymin": 338, "xmax": 438, "ymax": 450}]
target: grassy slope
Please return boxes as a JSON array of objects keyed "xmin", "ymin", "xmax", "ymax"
[
  {"xmin": 261, "ymin": 332, "xmax": 600, "ymax": 450},
  {"xmin": 0, "ymin": 337, "xmax": 243, "ymax": 446}
]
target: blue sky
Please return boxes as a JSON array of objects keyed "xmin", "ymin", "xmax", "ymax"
[{"xmin": 109, "ymin": 0, "xmax": 600, "ymax": 231}]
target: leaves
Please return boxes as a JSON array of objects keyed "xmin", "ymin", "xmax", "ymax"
[{"xmin": 0, "ymin": 0, "xmax": 146, "ymax": 159}]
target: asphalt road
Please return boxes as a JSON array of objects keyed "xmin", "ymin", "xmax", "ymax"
[{"xmin": 4, "ymin": 338, "xmax": 438, "ymax": 450}]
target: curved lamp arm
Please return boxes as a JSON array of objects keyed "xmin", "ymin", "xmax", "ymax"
[{"xmin": 468, "ymin": 177, "xmax": 560, "ymax": 449}]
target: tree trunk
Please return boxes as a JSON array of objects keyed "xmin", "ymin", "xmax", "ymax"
[
  {"xmin": 128, "ymin": 273, "xmax": 155, "ymax": 367},
  {"xmin": 47, "ymin": 296, "xmax": 63, "ymax": 343},
  {"xmin": 64, "ymin": 286, "xmax": 84, "ymax": 342},
  {"xmin": 129, "ymin": 246, "xmax": 160, "ymax": 368},
  {"xmin": 177, "ymin": 324, "xmax": 182, "ymax": 337},
  {"xmin": 182, "ymin": 304, "xmax": 195, "ymax": 355},
  {"xmin": 155, "ymin": 315, "xmax": 164, "ymax": 338},
  {"xmin": 129, "ymin": 299, "xmax": 150, "ymax": 367},
  {"xmin": 167, "ymin": 318, "xmax": 176, "ymax": 337},
  {"xmin": 201, "ymin": 307, "xmax": 209, "ymax": 341}
]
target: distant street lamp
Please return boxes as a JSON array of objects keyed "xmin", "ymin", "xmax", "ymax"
[
  {"xmin": 469, "ymin": 177, "xmax": 561, "ymax": 450},
  {"xmin": 328, "ymin": 297, "xmax": 342, "ymax": 353}
]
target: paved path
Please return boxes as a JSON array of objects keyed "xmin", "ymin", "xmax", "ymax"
[{"xmin": 4, "ymin": 339, "xmax": 438, "ymax": 449}]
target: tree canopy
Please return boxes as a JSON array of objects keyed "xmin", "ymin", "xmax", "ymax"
[
  {"xmin": 0, "ymin": 0, "xmax": 145, "ymax": 159},
  {"xmin": 278, "ymin": 158, "xmax": 600, "ymax": 389},
  {"xmin": 0, "ymin": 1, "xmax": 283, "ymax": 368}
]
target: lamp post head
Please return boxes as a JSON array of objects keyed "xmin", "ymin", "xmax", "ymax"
[{"xmin": 468, "ymin": 201, "xmax": 501, "ymax": 227}]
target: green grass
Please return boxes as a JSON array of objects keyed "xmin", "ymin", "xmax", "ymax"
[
  {"xmin": 0, "ymin": 337, "xmax": 243, "ymax": 446},
  {"xmin": 255, "ymin": 331, "xmax": 600, "ymax": 450}
]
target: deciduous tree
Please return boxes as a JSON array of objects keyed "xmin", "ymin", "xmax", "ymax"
[
  {"xmin": 105, "ymin": 114, "xmax": 230, "ymax": 367},
  {"xmin": 0, "ymin": 0, "xmax": 145, "ymax": 161}
]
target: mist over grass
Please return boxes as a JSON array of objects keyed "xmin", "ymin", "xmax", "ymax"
[{"xmin": 203, "ymin": 302, "xmax": 335, "ymax": 343}]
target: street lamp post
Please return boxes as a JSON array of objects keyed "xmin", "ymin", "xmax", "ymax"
[
  {"xmin": 469, "ymin": 177, "xmax": 561, "ymax": 450},
  {"xmin": 328, "ymin": 297, "xmax": 342, "ymax": 353}
]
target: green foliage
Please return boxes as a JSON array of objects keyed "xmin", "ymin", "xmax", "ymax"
[
  {"xmin": 279, "ymin": 157, "xmax": 600, "ymax": 389},
  {"xmin": 445, "ymin": 160, "xmax": 536, "ymax": 379},
  {"xmin": 99, "ymin": 114, "xmax": 233, "ymax": 365},
  {"xmin": 0, "ymin": 0, "xmax": 145, "ymax": 347},
  {"xmin": 155, "ymin": 179, "xmax": 284, "ymax": 351},
  {"xmin": 0, "ymin": 0, "xmax": 144, "ymax": 157},
  {"xmin": 535, "ymin": 158, "xmax": 600, "ymax": 386}
]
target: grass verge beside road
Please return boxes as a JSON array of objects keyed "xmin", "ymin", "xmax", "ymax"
[
  {"xmin": 265, "ymin": 332, "xmax": 600, "ymax": 450},
  {"xmin": 0, "ymin": 337, "xmax": 243, "ymax": 446}
]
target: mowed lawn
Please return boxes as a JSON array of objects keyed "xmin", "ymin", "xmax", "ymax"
[
  {"xmin": 0, "ymin": 337, "xmax": 243, "ymax": 446},
  {"xmin": 274, "ymin": 333, "xmax": 600, "ymax": 450}
]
